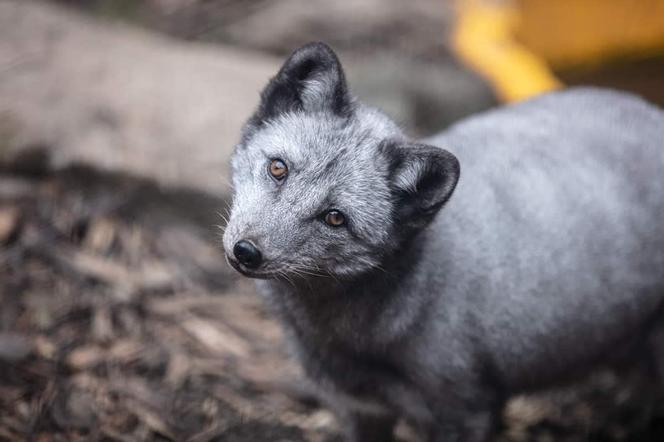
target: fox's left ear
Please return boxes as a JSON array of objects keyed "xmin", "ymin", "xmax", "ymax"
[
  {"xmin": 253, "ymin": 42, "xmax": 352, "ymax": 123},
  {"xmin": 387, "ymin": 142, "xmax": 460, "ymax": 229}
]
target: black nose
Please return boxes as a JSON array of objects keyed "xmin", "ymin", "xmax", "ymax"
[{"xmin": 233, "ymin": 240, "xmax": 262, "ymax": 269}]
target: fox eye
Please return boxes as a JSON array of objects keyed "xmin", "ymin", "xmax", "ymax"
[
  {"xmin": 324, "ymin": 210, "xmax": 346, "ymax": 227},
  {"xmin": 268, "ymin": 159, "xmax": 288, "ymax": 180}
]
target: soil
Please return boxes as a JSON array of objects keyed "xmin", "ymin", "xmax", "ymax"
[{"xmin": 2, "ymin": 165, "xmax": 664, "ymax": 441}]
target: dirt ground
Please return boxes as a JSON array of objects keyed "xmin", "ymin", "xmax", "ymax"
[
  {"xmin": 0, "ymin": 165, "xmax": 334, "ymax": 441},
  {"xmin": 2, "ymin": 165, "xmax": 664, "ymax": 441}
]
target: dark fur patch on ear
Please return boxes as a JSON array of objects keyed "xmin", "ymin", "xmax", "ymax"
[
  {"xmin": 383, "ymin": 140, "xmax": 461, "ymax": 228},
  {"xmin": 250, "ymin": 42, "xmax": 352, "ymax": 127}
]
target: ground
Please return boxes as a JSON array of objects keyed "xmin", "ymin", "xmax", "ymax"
[{"xmin": 1, "ymin": 165, "xmax": 664, "ymax": 441}]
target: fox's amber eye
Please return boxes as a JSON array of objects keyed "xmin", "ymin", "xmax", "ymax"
[
  {"xmin": 325, "ymin": 210, "xmax": 345, "ymax": 227},
  {"xmin": 269, "ymin": 159, "xmax": 288, "ymax": 180}
]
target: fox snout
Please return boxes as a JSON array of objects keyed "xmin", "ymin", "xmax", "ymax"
[{"xmin": 222, "ymin": 202, "xmax": 294, "ymax": 279}]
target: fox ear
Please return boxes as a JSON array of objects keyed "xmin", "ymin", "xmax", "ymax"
[
  {"xmin": 388, "ymin": 142, "xmax": 460, "ymax": 228},
  {"xmin": 254, "ymin": 42, "xmax": 352, "ymax": 122}
]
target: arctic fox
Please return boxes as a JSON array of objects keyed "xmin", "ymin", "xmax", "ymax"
[{"xmin": 222, "ymin": 42, "xmax": 664, "ymax": 441}]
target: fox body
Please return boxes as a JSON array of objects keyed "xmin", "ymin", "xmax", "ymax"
[{"xmin": 222, "ymin": 43, "xmax": 664, "ymax": 441}]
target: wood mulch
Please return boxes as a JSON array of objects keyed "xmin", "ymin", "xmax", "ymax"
[{"xmin": 1, "ymin": 165, "xmax": 663, "ymax": 441}]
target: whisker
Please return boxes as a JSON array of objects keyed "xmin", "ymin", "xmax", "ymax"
[
  {"xmin": 357, "ymin": 257, "xmax": 387, "ymax": 274},
  {"xmin": 291, "ymin": 267, "xmax": 326, "ymax": 278},
  {"xmin": 220, "ymin": 175, "xmax": 234, "ymax": 190},
  {"xmin": 213, "ymin": 225, "xmax": 227, "ymax": 240},
  {"xmin": 308, "ymin": 262, "xmax": 341, "ymax": 283},
  {"xmin": 290, "ymin": 263, "xmax": 331, "ymax": 279},
  {"xmin": 280, "ymin": 270, "xmax": 296, "ymax": 288},
  {"xmin": 216, "ymin": 210, "xmax": 229, "ymax": 225}
]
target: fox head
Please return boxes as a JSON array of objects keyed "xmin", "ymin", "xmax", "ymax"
[{"xmin": 223, "ymin": 42, "xmax": 459, "ymax": 280}]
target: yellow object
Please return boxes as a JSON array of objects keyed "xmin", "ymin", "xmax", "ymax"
[
  {"xmin": 517, "ymin": 0, "xmax": 664, "ymax": 67},
  {"xmin": 452, "ymin": 0, "xmax": 561, "ymax": 102},
  {"xmin": 453, "ymin": 0, "xmax": 664, "ymax": 103}
]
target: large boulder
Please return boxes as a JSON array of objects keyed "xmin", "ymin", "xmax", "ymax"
[{"xmin": 0, "ymin": 0, "xmax": 279, "ymax": 194}]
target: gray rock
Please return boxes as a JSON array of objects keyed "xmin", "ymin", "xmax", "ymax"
[{"xmin": 0, "ymin": 0, "xmax": 280, "ymax": 194}]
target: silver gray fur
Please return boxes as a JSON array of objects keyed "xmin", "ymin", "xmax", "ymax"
[{"xmin": 222, "ymin": 42, "xmax": 664, "ymax": 441}]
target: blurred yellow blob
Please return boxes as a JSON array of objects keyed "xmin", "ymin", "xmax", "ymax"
[{"xmin": 453, "ymin": 0, "xmax": 664, "ymax": 102}]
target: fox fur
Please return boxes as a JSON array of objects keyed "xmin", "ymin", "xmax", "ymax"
[{"xmin": 222, "ymin": 42, "xmax": 664, "ymax": 441}]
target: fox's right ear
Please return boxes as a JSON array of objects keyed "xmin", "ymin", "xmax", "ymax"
[{"xmin": 253, "ymin": 42, "xmax": 352, "ymax": 123}]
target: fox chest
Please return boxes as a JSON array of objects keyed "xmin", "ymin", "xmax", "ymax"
[{"xmin": 295, "ymin": 334, "xmax": 414, "ymax": 411}]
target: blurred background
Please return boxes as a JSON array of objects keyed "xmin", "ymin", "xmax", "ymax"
[{"xmin": 1, "ymin": 0, "xmax": 664, "ymax": 440}]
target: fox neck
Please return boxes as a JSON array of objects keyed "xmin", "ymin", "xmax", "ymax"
[{"xmin": 258, "ymin": 230, "xmax": 436, "ymax": 348}]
